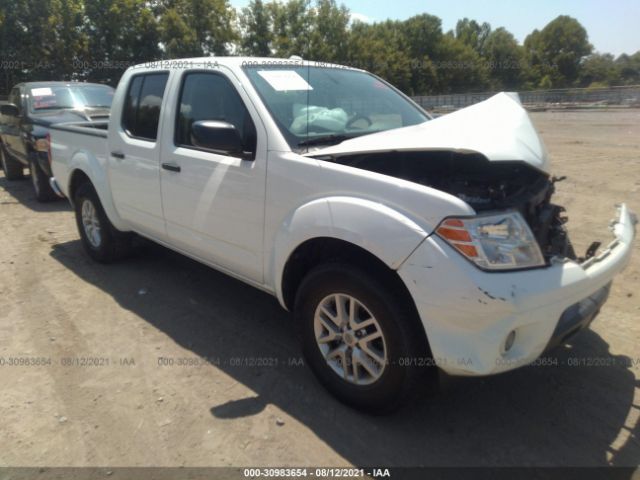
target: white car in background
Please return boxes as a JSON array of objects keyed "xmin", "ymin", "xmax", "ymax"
[{"xmin": 49, "ymin": 57, "xmax": 636, "ymax": 412}]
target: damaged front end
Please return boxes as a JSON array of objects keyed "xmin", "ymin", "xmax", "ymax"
[{"xmin": 331, "ymin": 150, "xmax": 577, "ymax": 263}]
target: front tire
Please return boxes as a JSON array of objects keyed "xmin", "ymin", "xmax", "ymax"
[
  {"xmin": 29, "ymin": 156, "xmax": 57, "ymax": 202},
  {"xmin": 295, "ymin": 263, "xmax": 436, "ymax": 413},
  {"xmin": 74, "ymin": 182, "xmax": 132, "ymax": 263},
  {"xmin": 0, "ymin": 144, "xmax": 24, "ymax": 180}
]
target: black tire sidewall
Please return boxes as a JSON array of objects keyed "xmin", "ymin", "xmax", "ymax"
[
  {"xmin": 296, "ymin": 264, "xmax": 430, "ymax": 412},
  {"xmin": 1, "ymin": 144, "xmax": 24, "ymax": 180},
  {"xmin": 29, "ymin": 157, "xmax": 42, "ymax": 197},
  {"xmin": 29, "ymin": 156, "xmax": 56, "ymax": 202}
]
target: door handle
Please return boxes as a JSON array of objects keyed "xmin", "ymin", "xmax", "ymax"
[
  {"xmin": 161, "ymin": 162, "xmax": 181, "ymax": 173},
  {"xmin": 111, "ymin": 151, "xmax": 125, "ymax": 159}
]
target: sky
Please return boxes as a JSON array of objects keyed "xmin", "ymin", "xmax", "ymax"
[{"xmin": 230, "ymin": 0, "xmax": 640, "ymax": 57}]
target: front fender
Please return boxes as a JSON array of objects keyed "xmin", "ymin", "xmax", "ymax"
[{"xmin": 270, "ymin": 196, "xmax": 429, "ymax": 307}]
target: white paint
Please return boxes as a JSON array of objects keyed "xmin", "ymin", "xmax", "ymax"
[
  {"xmin": 31, "ymin": 87, "xmax": 53, "ymax": 96},
  {"xmin": 49, "ymin": 57, "xmax": 636, "ymax": 386},
  {"xmin": 257, "ymin": 70, "xmax": 313, "ymax": 91}
]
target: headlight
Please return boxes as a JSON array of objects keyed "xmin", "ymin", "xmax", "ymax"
[{"xmin": 436, "ymin": 211, "xmax": 545, "ymax": 270}]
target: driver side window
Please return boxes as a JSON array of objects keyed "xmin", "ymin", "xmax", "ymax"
[{"xmin": 176, "ymin": 72, "xmax": 256, "ymax": 155}]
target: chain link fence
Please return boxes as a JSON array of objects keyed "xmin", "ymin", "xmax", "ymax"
[{"xmin": 412, "ymin": 85, "xmax": 640, "ymax": 112}]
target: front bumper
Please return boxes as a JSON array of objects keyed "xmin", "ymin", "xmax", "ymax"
[{"xmin": 398, "ymin": 204, "xmax": 636, "ymax": 376}]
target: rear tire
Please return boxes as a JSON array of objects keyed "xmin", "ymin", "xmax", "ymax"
[
  {"xmin": 74, "ymin": 182, "xmax": 133, "ymax": 263},
  {"xmin": 294, "ymin": 263, "xmax": 437, "ymax": 414},
  {"xmin": 29, "ymin": 156, "xmax": 57, "ymax": 202},
  {"xmin": 0, "ymin": 144, "xmax": 24, "ymax": 180}
]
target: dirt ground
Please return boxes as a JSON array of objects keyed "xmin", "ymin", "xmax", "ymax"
[{"xmin": 0, "ymin": 109, "xmax": 639, "ymax": 470}]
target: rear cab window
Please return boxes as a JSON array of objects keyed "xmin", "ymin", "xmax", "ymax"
[{"xmin": 122, "ymin": 72, "xmax": 169, "ymax": 141}]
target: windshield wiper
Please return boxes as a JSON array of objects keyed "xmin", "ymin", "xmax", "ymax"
[{"xmin": 298, "ymin": 133, "xmax": 358, "ymax": 148}]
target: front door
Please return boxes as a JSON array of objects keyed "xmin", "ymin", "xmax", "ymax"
[{"xmin": 159, "ymin": 69, "xmax": 267, "ymax": 283}]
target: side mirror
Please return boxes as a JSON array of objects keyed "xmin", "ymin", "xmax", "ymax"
[
  {"xmin": 191, "ymin": 120, "xmax": 251, "ymax": 159},
  {"xmin": 0, "ymin": 103, "xmax": 19, "ymax": 117}
]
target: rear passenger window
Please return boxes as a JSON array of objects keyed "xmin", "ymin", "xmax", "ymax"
[{"xmin": 122, "ymin": 72, "xmax": 169, "ymax": 141}]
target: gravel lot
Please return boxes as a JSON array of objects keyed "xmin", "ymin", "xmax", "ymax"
[{"xmin": 0, "ymin": 109, "xmax": 639, "ymax": 469}]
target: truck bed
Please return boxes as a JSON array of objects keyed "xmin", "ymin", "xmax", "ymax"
[{"xmin": 49, "ymin": 121, "xmax": 110, "ymax": 199}]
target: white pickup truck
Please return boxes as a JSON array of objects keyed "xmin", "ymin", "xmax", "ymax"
[{"xmin": 49, "ymin": 57, "xmax": 636, "ymax": 412}]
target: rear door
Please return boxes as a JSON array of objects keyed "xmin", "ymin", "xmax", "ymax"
[
  {"xmin": 159, "ymin": 68, "xmax": 267, "ymax": 283},
  {"xmin": 108, "ymin": 72, "xmax": 169, "ymax": 239}
]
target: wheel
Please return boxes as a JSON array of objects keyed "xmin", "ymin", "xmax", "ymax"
[
  {"xmin": 74, "ymin": 182, "xmax": 132, "ymax": 263},
  {"xmin": 295, "ymin": 263, "xmax": 436, "ymax": 413},
  {"xmin": 0, "ymin": 144, "xmax": 24, "ymax": 180},
  {"xmin": 29, "ymin": 156, "xmax": 57, "ymax": 202}
]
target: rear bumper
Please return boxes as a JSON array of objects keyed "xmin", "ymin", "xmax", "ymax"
[{"xmin": 398, "ymin": 204, "xmax": 636, "ymax": 376}]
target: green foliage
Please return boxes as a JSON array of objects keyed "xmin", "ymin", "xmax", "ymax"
[
  {"xmin": 307, "ymin": 0, "xmax": 350, "ymax": 62},
  {"xmin": 579, "ymin": 53, "xmax": 616, "ymax": 86},
  {"xmin": 434, "ymin": 33, "xmax": 490, "ymax": 93},
  {"xmin": 0, "ymin": 3, "xmax": 636, "ymax": 95},
  {"xmin": 524, "ymin": 15, "xmax": 592, "ymax": 88},
  {"xmin": 158, "ymin": 0, "xmax": 237, "ymax": 58},
  {"xmin": 267, "ymin": 0, "xmax": 311, "ymax": 57},
  {"xmin": 84, "ymin": 0, "xmax": 161, "ymax": 84},
  {"xmin": 239, "ymin": 0, "xmax": 272, "ymax": 56},
  {"xmin": 483, "ymin": 27, "xmax": 526, "ymax": 90},
  {"xmin": 454, "ymin": 18, "xmax": 490, "ymax": 54}
]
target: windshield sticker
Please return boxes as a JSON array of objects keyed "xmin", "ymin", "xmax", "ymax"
[
  {"xmin": 31, "ymin": 87, "xmax": 53, "ymax": 97},
  {"xmin": 257, "ymin": 70, "xmax": 313, "ymax": 91}
]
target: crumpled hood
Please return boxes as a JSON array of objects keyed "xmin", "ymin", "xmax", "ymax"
[{"xmin": 306, "ymin": 92, "xmax": 550, "ymax": 173}]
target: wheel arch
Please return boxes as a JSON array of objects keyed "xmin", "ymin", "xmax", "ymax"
[
  {"xmin": 270, "ymin": 196, "xmax": 429, "ymax": 307},
  {"xmin": 66, "ymin": 164, "xmax": 129, "ymax": 231},
  {"xmin": 281, "ymin": 237, "xmax": 419, "ymax": 311}
]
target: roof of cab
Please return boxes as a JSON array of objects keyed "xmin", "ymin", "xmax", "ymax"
[
  {"xmin": 129, "ymin": 56, "xmax": 363, "ymax": 72},
  {"xmin": 17, "ymin": 81, "xmax": 114, "ymax": 89}
]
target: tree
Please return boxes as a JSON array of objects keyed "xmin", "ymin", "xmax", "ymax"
[
  {"xmin": 435, "ymin": 33, "xmax": 490, "ymax": 93},
  {"xmin": 455, "ymin": 17, "xmax": 490, "ymax": 54},
  {"xmin": 239, "ymin": 0, "xmax": 272, "ymax": 56},
  {"xmin": 0, "ymin": 0, "xmax": 32, "ymax": 91},
  {"xmin": 267, "ymin": 0, "xmax": 311, "ymax": 58},
  {"xmin": 84, "ymin": 0, "xmax": 161, "ymax": 84},
  {"xmin": 307, "ymin": 0, "xmax": 350, "ymax": 62},
  {"xmin": 524, "ymin": 15, "xmax": 592, "ymax": 88},
  {"xmin": 46, "ymin": 0, "xmax": 87, "ymax": 80},
  {"xmin": 348, "ymin": 21, "xmax": 414, "ymax": 93},
  {"xmin": 615, "ymin": 51, "xmax": 640, "ymax": 85},
  {"xmin": 158, "ymin": 0, "xmax": 237, "ymax": 58},
  {"xmin": 579, "ymin": 53, "xmax": 616, "ymax": 87},
  {"xmin": 483, "ymin": 27, "xmax": 526, "ymax": 90}
]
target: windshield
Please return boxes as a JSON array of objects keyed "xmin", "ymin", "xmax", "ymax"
[
  {"xmin": 29, "ymin": 85, "xmax": 115, "ymax": 112},
  {"xmin": 243, "ymin": 65, "xmax": 429, "ymax": 150}
]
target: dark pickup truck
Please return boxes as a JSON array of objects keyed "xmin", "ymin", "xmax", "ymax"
[{"xmin": 0, "ymin": 81, "xmax": 114, "ymax": 201}]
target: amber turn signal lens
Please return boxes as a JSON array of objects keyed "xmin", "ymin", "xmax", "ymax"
[
  {"xmin": 453, "ymin": 243, "xmax": 479, "ymax": 258},
  {"xmin": 436, "ymin": 226, "xmax": 472, "ymax": 243}
]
